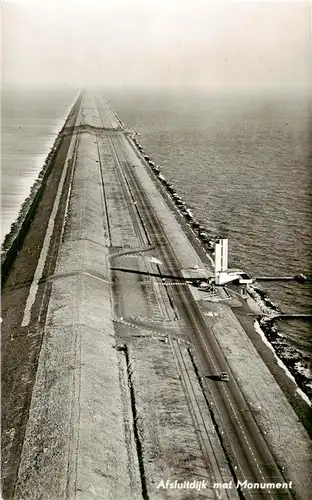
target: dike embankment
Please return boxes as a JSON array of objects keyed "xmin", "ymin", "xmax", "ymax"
[
  {"xmin": 1, "ymin": 91, "xmax": 85, "ymax": 285},
  {"xmin": 13, "ymin": 95, "xmax": 140, "ymax": 500},
  {"xmin": 3, "ymin": 92, "xmax": 312, "ymax": 500}
]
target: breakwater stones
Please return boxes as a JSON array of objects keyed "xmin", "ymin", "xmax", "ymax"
[
  {"xmin": 131, "ymin": 136, "xmax": 312, "ymax": 404},
  {"xmin": 260, "ymin": 315, "xmax": 312, "ymax": 401},
  {"xmin": 251, "ymin": 287, "xmax": 312, "ymax": 402},
  {"xmin": 132, "ymin": 139, "xmax": 216, "ymax": 251}
]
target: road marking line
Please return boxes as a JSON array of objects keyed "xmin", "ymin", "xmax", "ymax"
[
  {"xmin": 192, "ymin": 308, "xmax": 271, "ymax": 484},
  {"xmin": 82, "ymin": 272, "xmax": 109, "ymax": 283}
]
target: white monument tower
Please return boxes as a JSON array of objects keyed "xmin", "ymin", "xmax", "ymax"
[
  {"xmin": 215, "ymin": 238, "xmax": 228, "ymax": 274},
  {"xmin": 214, "ymin": 238, "xmax": 253, "ymax": 286},
  {"xmin": 215, "ymin": 238, "xmax": 232, "ymax": 285}
]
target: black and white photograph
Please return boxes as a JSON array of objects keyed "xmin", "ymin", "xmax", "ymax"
[{"xmin": 1, "ymin": 0, "xmax": 311, "ymax": 499}]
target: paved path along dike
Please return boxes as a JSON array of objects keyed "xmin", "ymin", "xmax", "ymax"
[{"xmin": 2, "ymin": 91, "xmax": 311, "ymax": 500}]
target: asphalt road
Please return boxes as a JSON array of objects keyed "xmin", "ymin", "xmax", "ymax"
[
  {"xmin": 2, "ymin": 91, "xmax": 295, "ymax": 499},
  {"xmin": 94, "ymin": 94, "xmax": 294, "ymax": 500}
]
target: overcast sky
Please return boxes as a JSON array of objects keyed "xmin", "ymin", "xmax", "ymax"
[{"xmin": 2, "ymin": 0, "xmax": 311, "ymax": 90}]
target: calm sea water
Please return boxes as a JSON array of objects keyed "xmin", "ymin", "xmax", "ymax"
[
  {"xmin": 1, "ymin": 86, "xmax": 79, "ymax": 239},
  {"xmin": 2, "ymin": 86, "xmax": 311, "ymax": 357},
  {"xmin": 103, "ymin": 87, "xmax": 312, "ymax": 356}
]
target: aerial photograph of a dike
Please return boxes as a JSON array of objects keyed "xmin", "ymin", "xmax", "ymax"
[{"xmin": 1, "ymin": 0, "xmax": 312, "ymax": 499}]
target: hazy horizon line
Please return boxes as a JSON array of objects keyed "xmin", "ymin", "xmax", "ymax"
[{"xmin": 3, "ymin": 82, "xmax": 310, "ymax": 94}]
